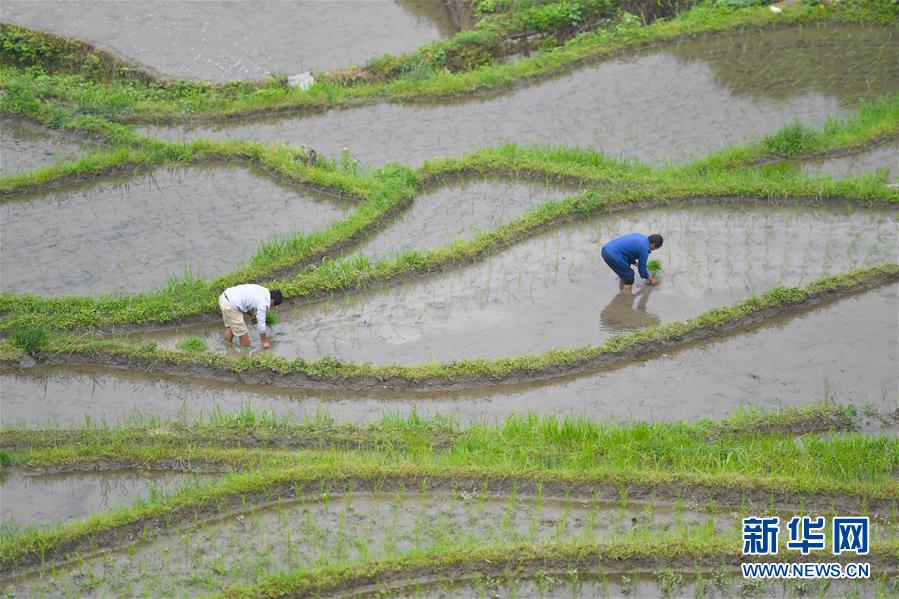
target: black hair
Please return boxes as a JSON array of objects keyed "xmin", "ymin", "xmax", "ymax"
[
  {"xmin": 270, "ymin": 289, "xmax": 283, "ymax": 306},
  {"xmin": 648, "ymin": 234, "xmax": 663, "ymax": 248}
]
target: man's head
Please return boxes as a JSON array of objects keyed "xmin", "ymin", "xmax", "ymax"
[
  {"xmin": 648, "ymin": 234, "xmax": 663, "ymax": 251},
  {"xmin": 270, "ymin": 289, "xmax": 283, "ymax": 307}
]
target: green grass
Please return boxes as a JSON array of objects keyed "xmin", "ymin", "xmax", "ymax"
[
  {"xmin": 0, "ymin": 401, "xmax": 861, "ymax": 458},
  {"xmin": 2, "ymin": 426, "xmax": 896, "ymax": 569},
  {"xmin": 10, "ymin": 325, "xmax": 49, "ymax": 355},
  {"xmin": 1, "ymin": 142, "xmax": 896, "ymax": 333},
  {"xmin": 1, "ymin": 1, "xmax": 893, "ymax": 122},
  {"xmin": 216, "ymin": 537, "xmax": 899, "ymax": 599},
  {"xmin": 4, "ymin": 265, "xmax": 894, "ymax": 386},
  {"xmin": 177, "ymin": 336, "xmax": 208, "ymax": 353}
]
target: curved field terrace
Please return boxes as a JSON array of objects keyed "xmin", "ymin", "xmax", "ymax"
[
  {"xmin": 3, "ymin": 283, "xmax": 894, "ymax": 427},
  {"xmin": 1, "ymin": 2, "xmax": 897, "ymax": 597},
  {"xmin": 150, "ymin": 203, "xmax": 896, "ymax": 364},
  {"xmin": 1, "ymin": 0, "xmax": 463, "ymax": 81},
  {"xmin": 141, "ymin": 25, "xmax": 898, "ymax": 167},
  {"xmin": 0, "ymin": 116, "xmax": 93, "ymax": 176},
  {"xmin": 1, "ymin": 163, "xmax": 352, "ymax": 295}
]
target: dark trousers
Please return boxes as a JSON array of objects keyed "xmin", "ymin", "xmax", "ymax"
[{"xmin": 601, "ymin": 247, "xmax": 634, "ymax": 284}]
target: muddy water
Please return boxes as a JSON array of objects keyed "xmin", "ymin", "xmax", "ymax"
[
  {"xmin": 0, "ymin": 469, "xmax": 211, "ymax": 529},
  {"xmin": 349, "ymin": 175, "xmax": 582, "ymax": 262},
  {"xmin": 802, "ymin": 143, "xmax": 898, "ymax": 183},
  {"xmin": 364, "ymin": 572, "xmax": 896, "ymax": 599},
  {"xmin": 154, "ymin": 203, "xmax": 896, "ymax": 364},
  {"xmin": 5, "ymin": 491, "xmax": 726, "ymax": 596},
  {"xmin": 1, "ymin": 1, "xmax": 459, "ymax": 81},
  {"xmin": 1, "ymin": 163, "xmax": 352, "ymax": 296},
  {"xmin": 141, "ymin": 25, "xmax": 898, "ymax": 167},
  {"xmin": 0, "ymin": 117, "xmax": 91, "ymax": 176},
  {"xmin": 2, "ymin": 286, "xmax": 896, "ymax": 428}
]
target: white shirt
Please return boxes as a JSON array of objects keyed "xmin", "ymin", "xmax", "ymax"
[{"xmin": 224, "ymin": 284, "xmax": 270, "ymax": 333}]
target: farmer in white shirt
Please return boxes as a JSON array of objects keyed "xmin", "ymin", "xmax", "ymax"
[{"xmin": 218, "ymin": 284, "xmax": 283, "ymax": 349}]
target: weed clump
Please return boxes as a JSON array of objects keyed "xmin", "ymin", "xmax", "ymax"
[
  {"xmin": 177, "ymin": 336, "xmax": 208, "ymax": 353},
  {"xmin": 11, "ymin": 326, "xmax": 49, "ymax": 355},
  {"xmin": 647, "ymin": 259, "xmax": 662, "ymax": 272},
  {"xmin": 266, "ymin": 312, "xmax": 278, "ymax": 327}
]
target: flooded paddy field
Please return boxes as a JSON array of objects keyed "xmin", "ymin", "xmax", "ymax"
[
  {"xmin": 359, "ymin": 571, "xmax": 898, "ymax": 599},
  {"xmin": 0, "ymin": 163, "xmax": 352, "ymax": 296},
  {"xmin": 1, "ymin": 0, "xmax": 461, "ymax": 81},
  {"xmin": 801, "ymin": 142, "xmax": 898, "ymax": 183},
  {"xmin": 0, "ymin": 490, "xmax": 740, "ymax": 596},
  {"xmin": 0, "ymin": 117, "xmax": 92, "ymax": 176},
  {"xmin": 4, "ymin": 285, "xmax": 896, "ymax": 428},
  {"xmin": 0, "ymin": 469, "xmax": 212, "ymax": 529},
  {"xmin": 141, "ymin": 25, "xmax": 898, "ymax": 167},
  {"xmin": 348, "ymin": 175, "xmax": 582, "ymax": 262},
  {"xmin": 154, "ymin": 203, "xmax": 896, "ymax": 364}
]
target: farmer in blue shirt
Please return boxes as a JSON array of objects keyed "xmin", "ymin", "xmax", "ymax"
[{"xmin": 601, "ymin": 233, "xmax": 663, "ymax": 292}]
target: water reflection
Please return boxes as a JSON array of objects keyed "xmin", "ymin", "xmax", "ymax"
[{"xmin": 599, "ymin": 285, "xmax": 660, "ymax": 331}]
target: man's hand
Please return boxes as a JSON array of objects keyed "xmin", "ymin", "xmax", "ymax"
[
  {"xmin": 648, "ymin": 275, "xmax": 657, "ymax": 286},
  {"xmin": 260, "ymin": 332, "xmax": 271, "ymax": 349}
]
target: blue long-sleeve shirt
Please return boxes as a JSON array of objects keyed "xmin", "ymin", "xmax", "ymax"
[{"xmin": 602, "ymin": 233, "xmax": 652, "ymax": 280}]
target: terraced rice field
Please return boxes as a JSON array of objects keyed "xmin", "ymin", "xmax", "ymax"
[{"xmin": 0, "ymin": 0, "xmax": 897, "ymax": 597}]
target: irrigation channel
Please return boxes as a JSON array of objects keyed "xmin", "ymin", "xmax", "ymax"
[
  {"xmin": 141, "ymin": 25, "xmax": 897, "ymax": 167},
  {"xmin": 1, "ymin": 2, "xmax": 898, "ymax": 597}
]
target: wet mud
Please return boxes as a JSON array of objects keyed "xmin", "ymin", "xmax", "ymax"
[
  {"xmin": 801, "ymin": 142, "xmax": 898, "ymax": 183},
  {"xmin": 2, "ymin": 0, "xmax": 460, "ymax": 81},
  {"xmin": 3, "ymin": 285, "xmax": 896, "ymax": 428},
  {"xmin": 1, "ymin": 490, "xmax": 732, "ymax": 596},
  {"xmin": 0, "ymin": 469, "xmax": 211, "ymax": 529},
  {"xmin": 154, "ymin": 203, "xmax": 896, "ymax": 364},
  {"xmin": 348, "ymin": 175, "xmax": 582, "ymax": 263},
  {"xmin": 1, "ymin": 163, "xmax": 352, "ymax": 295},
  {"xmin": 0, "ymin": 117, "xmax": 92, "ymax": 176},
  {"xmin": 140, "ymin": 25, "xmax": 898, "ymax": 167}
]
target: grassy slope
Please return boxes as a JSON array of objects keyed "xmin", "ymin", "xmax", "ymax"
[{"xmin": 2, "ymin": 411, "xmax": 896, "ymax": 566}]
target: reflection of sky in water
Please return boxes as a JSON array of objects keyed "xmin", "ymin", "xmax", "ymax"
[
  {"xmin": 143, "ymin": 25, "xmax": 897, "ymax": 167},
  {"xmin": 2, "ymin": 0, "xmax": 459, "ymax": 80}
]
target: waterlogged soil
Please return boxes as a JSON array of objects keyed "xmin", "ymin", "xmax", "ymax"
[
  {"xmin": 3, "ymin": 286, "xmax": 896, "ymax": 428},
  {"xmin": 1, "ymin": 0, "xmax": 460, "ymax": 81},
  {"xmin": 0, "ymin": 469, "xmax": 212, "ymax": 529},
  {"xmin": 155, "ymin": 203, "xmax": 896, "ymax": 364},
  {"xmin": 356, "ymin": 571, "xmax": 898, "ymax": 599},
  {"xmin": 801, "ymin": 143, "xmax": 898, "ymax": 183},
  {"xmin": 348, "ymin": 175, "xmax": 583, "ymax": 263},
  {"xmin": 0, "ymin": 163, "xmax": 352, "ymax": 295},
  {"xmin": 141, "ymin": 25, "xmax": 898, "ymax": 167},
  {"xmin": 4, "ymin": 491, "xmax": 726, "ymax": 596},
  {"xmin": 0, "ymin": 117, "xmax": 92, "ymax": 176}
]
